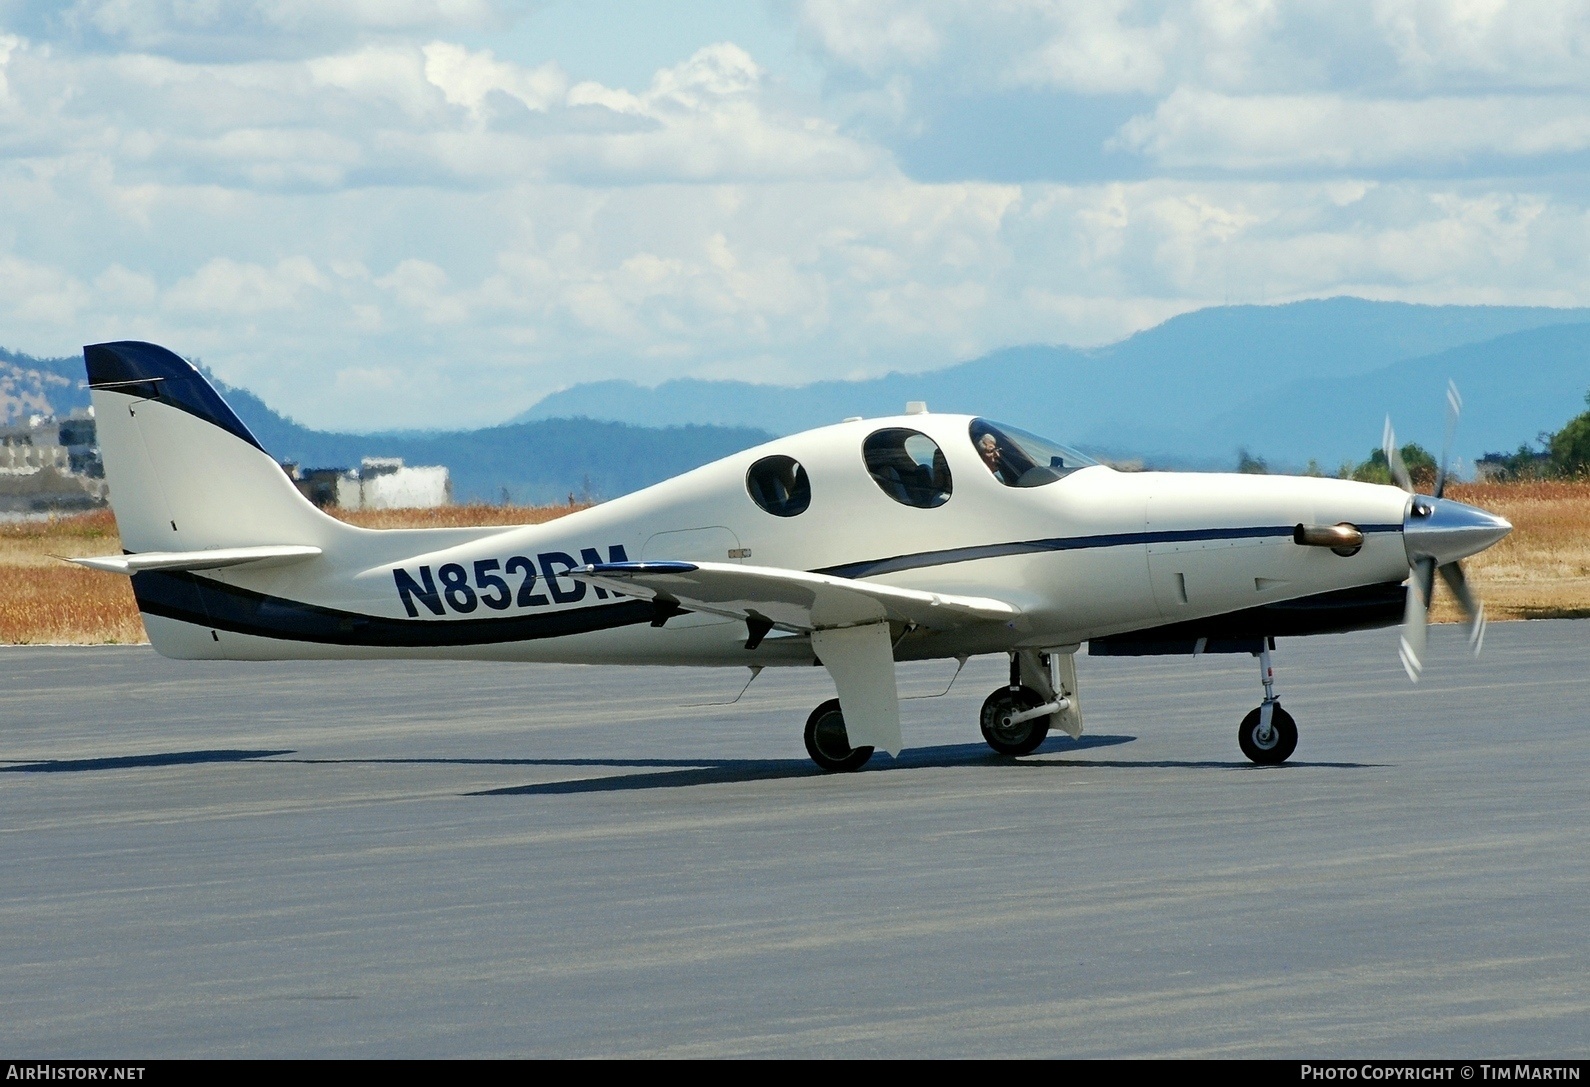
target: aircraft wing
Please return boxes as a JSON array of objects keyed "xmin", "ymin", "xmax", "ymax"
[{"xmin": 575, "ymin": 560, "xmax": 1018, "ymax": 633}]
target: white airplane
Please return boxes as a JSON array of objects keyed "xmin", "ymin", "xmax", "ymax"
[{"xmin": 74, "ymin": 341, "xmax": 1512, "ymax": 770}]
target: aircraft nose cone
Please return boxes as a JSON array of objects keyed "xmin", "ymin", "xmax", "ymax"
[{"xmin": 1403, "ymin": 497, "xmax": 1512, "ymax": 566}]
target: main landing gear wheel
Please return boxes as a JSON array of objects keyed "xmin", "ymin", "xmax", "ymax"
[
  {"xmin": 804, "ymin": 698, "xmax": 874, "ymax": 773},
  {"xmin": 1238, "ymin": 704, "xmax": 1298, "ymax": 765},
  {"xmin": 979, "ymin": 685, "xmax": 1051, "ymax": 756}
]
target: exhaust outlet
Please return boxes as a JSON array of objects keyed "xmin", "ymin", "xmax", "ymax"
[{"xmin": 1293, "ymin": 523, "xmax": 1364, "ymax": 556}]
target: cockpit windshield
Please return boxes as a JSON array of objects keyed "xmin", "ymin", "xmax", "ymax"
[{"xmin": 969, "ymin": 419, "xmax": 1097, "ymax": 488}]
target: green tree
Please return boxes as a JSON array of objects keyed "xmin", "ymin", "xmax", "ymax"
[
  {"xmin": 1548, "ymin": 391, "xmax": 1590, "ymax": 478},
  {"xmin": 1478, "ymin": 441, "xmax": 1551, "ymax": 481},
  {"xmin": 1236, "ymin": 448, "xmax": 1268, "ymax": 474},
  {"xmin": 1352, "ymin": 443, "xmax": 1437, "ymax": 489},
  {"xmin": 1481, "ymin": 390, "xmax": 1590, "ymax": 480}
]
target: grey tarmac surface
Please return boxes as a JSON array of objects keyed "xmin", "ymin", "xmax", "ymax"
[{"xmin": 2, "ymin": 621, "xmax": 1588, "ymax": 1058}]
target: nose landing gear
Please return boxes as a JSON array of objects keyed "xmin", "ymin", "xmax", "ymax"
[{"xmin": 1239, "ymin": 640, "xmax": 1297, "ymax": 764}]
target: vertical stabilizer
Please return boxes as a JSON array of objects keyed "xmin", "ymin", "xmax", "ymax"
[{"xmin": 84, "ymin": 341, "xmax": 343, "ymax": 554}]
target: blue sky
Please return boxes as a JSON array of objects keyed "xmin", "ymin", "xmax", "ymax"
[{"xmin": 1, "ymin": 0, "xmax": 1588, "ymax": 430}]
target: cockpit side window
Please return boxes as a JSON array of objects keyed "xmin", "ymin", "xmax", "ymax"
[
  {"xmin": 970, "ymin": 419, "xmax": 1096, "ymax": 488},
  {"xmin": 746, "ymin": 455, "xmax": 811, "ymax": 516},
  {"xmin": 862, "ymin": 428, "xmax": 952, "ymax": 508}
]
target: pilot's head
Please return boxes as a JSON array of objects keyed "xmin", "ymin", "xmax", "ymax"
[{"xmin": 978, "ymin": 433, "xmax": 1000, "ymax": 472}]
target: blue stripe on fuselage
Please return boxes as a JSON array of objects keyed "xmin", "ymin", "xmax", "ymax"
[
  {"xmin": 817, "ymin": 523, "xmax": 1403, "ymax": 579},
  {"xmin": 132, "ymin": 568, "xmax": 653, "ymax": 646},
  {"xmin": 132, "ymin": 522, "xmax": 1401, "ymax": 646}
]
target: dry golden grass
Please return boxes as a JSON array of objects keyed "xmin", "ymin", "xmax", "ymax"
[
  {"xmin": 0, "ymin": 504, "xmax": 580, "ymax": 644},
  {"xmin": 327, "ymin": 501, "xmax": 591, "ymax": 529},
  {"xmin": 1433, "ymin": 481, "xmax": 1590, "ymax": 622},
  {"xmin": 0, "ymin": 510, "xmax": 144, "ymax": 642},
  {"xmin": 0, "ymin": 508, "xmax": 121, "ymax": 567},
  {"xmin": 0, "ymin": 485, "xmax": 1583, "ymax": 642},
  {"xmin": 0, "ymin": 564, "xmax": 146, "ymax": 644}
]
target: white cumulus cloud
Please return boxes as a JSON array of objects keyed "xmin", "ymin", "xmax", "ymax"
[
  {"xmin": 1115, "ymin": 89, "xmax": 1590, "ymax": 171},
  {"xmin": 16, "ymin": 0, "xmax": 522, "ymax": 59},
  {"xmin": 0, "ymin": 2, "xmax": 1588, "ymax": 431}
]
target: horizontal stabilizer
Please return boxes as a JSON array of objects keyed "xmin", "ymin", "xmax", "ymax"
[
  {"xmin": 575, "ymin": 560, "xmax": 1017, "ymax": 633},
  {"xmin": 71, "ymin": 545, "xmax": 323, "ymax": 576}
]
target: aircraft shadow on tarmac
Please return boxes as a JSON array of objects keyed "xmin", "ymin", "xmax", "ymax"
[
  {"xmin": 458, "ymin": 737, "xmax": 1380, "ymax": 796},
  {"xmin": 0, "ymin": 748, "xmax": 293, "ymax": 773},
  {"xmin": 0, "ymin": 738, "xmax": 1377, "ymax": 789}
]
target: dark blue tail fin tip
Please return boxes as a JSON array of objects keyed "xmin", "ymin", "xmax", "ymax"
[{"xmin": 83, "ymin": 341, "xmax": 264, "ymax": 454}]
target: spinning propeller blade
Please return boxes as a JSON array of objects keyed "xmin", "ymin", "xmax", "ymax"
[
  {"xmin": 1382, "ymin": 416, "xmax": 1414, "ymax": 493},
  {"xmin": 1389, "ymin": 381, "xmax": 1493, "ymax": 683},
  {"xmin": 1437, "ymin": 560, "xmax": 1487, "ymax": 655},
  {"xmin": 1434, "ymin": 380, "xmax": 1461, "ymax": 500},
  {"xmin": 1399, "ymin": 556, "xmax": 1435, "ymax": 683}
]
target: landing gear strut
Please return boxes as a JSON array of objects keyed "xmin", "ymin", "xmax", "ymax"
[
  {"xmin": 979, "ymin": 652, "xmax": 1069, "ymax": 757},
  {"xmin": 804, "ymin": 698, "xmax": 874, "ymax": 772},
  {"xmin": 1238, "ymin": 640, "xmax": 1297, "ymax": 765}
]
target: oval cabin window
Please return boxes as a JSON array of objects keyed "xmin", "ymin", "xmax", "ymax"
[
  {"xmin": 746, "ymin": 455, "xmax": 811, "ymax": 517},
  {"xmin": 862, "ymin": 428, "xmax": 952, "ymax": 509}
]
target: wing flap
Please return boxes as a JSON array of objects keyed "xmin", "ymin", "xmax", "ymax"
[
  {"xmin": 575, "ymin": 560, "xmax": 1017, "ymax": 632},
  {"xmin": 812, "ymin": 623, "xmax": 903, "ymax": 755},
  {"xmin": 71, "ymin": 545, "xmax": 323, "ymax": 575}
]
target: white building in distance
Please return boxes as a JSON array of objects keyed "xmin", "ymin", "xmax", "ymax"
[
  {"xmin": 335, "ymin": 457, "xmax": 451, "ymax": 511},
  {"xmin": 0, "ymin": 408, "xmax": 106, "ymax": 512}
]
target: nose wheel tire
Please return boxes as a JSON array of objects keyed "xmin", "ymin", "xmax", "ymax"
[
  {"xmin": 1238, "ymin": 704, "xmax": 1298, "ymax": 765},
  {"xmin": 804, "ymin": 698, "xmax": 874, "ymax": 772},
  {"xmin": 979, "ymin": 685, "xmax": 1051, "ymax": 756}
]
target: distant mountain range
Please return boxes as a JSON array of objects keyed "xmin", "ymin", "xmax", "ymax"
[
  {"xmin": 512, "ymin": 298, "xmax": 1590, "ymax": 469},
  {"xmin": 6, "ymin": 297, "xmax": 1588, "ymax": 502},
  {"xmin": 226, "ymin": 381, "xmax": 773, "ymax": 504},
  {"xmin": 0, "ymin": 345, "xmax": 772, "ymax": 504},
  {"xmin": 1, "ymin": 346, "xmax": 92, "ymax": 421}
]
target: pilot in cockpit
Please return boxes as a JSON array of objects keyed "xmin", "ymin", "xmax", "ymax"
[
  {"xmin": 971, "ymin": 417, "xmax": 1095, "ymax": 488},
  {"xmin": 977, "ymin": 432, "xmax": 1016, "ymax": 485},
  {"xmin": 977, "ymin": 433, "xmax": 1000, "ymax": 472}
]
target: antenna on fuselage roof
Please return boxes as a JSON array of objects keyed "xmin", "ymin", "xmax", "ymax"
[{"xmin": 905, "ymin": 401, "xmax": 928, "ymax": 415}]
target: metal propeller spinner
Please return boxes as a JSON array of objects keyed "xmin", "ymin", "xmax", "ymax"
[{"xmin": 1384, "ymin": 381, "xmax": 1499, "ymax": 683}]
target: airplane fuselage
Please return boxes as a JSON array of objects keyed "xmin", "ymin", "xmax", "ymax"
[{"xmin": 131, "ymin": 411, "xmax": 1413, "ymax": 665}]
